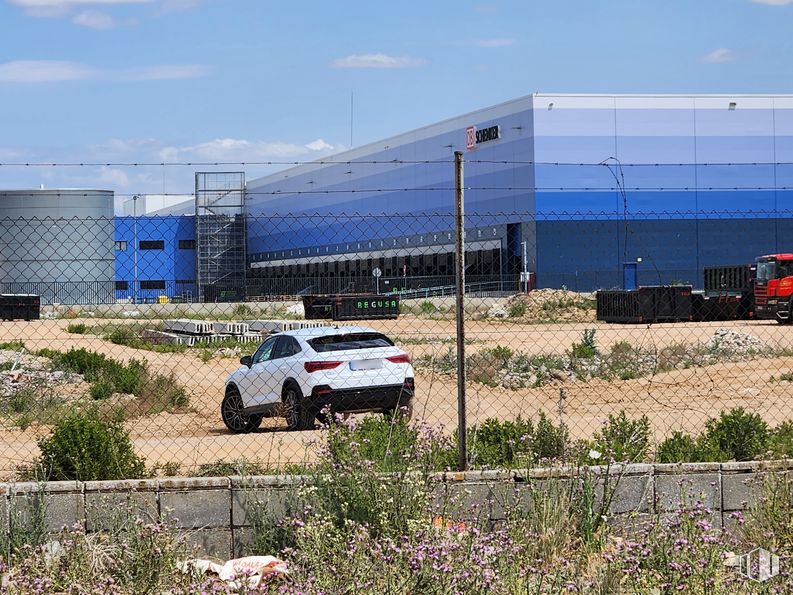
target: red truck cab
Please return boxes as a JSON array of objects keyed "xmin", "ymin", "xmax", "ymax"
[{"xmin": 754, "ymin": 254, "xmax": 793, "ymax": 323}]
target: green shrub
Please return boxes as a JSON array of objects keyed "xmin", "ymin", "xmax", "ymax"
[
  {"xmin": 656, "ymin": 431, "xmax": 701, "ymax": 463},
  {"xmin": 769, "ymin": 421, "xmax": 793, "ymax": 458},
  {"xmin": 136, "ymin": 369, "xmax": 189, "ymax": 413},
  {"xmin": 196, "ymin": 458, "xmax": 272, "ymax": 477},
  {"xmin": 569, "ymin": 329, "xmax": 598, "ymax": 359},
  {"xmin": 312, "ymin": 415, "xmax": 442, "ymax": 538},
  {"xmin": 106, "ymin": 326, "xmax": 142, "ymax": 348},
  {"xmin": 468, "ymin": 417, "xmax": 533, "ymax": 468},
  {"xmin": 591, "ymin": 410, "xmax": 651, "ymax": 463},
  {"xmin": 0, "ymin": 340, "xmax": 25, "ymax": 351},
  {"xmin": 232, "ymin": 303, "xmax": 255, "ymax": 318},
  {"xmin": 50, "ymin": 348, "xmax": 116, "ymax": 382},
  {"xmin": 114, "ymin": 358, "xmax": 146, "ymax": 394},
  {"xmin": 65, "ymin": 322, "xmax": 88, "ymax": 334},
  {"xmin": 531, "ymin": 411, "xmax": 568, "ymax": 461},
  {"xmin": 419, "ymin": 300, "xmax": 438, "ymax": 315},
  {"xmin": 605, "ymin": 340, "xmax": 643, "ymax": 380},
  {"xmin": 39, "ymin": 348, "xmax": 188, "ymax": 412},
  {"xmin": 485, "ymin": 345, "xmax": 513, "ymax": 364},
  {"xmin": 508, "ymin": 302, "xmax": 526, "ymax": 318},
  {"xmin": 89, "ymin": 380, "xmax": 114, "ymax": 400},
  {"xmin": 701, "ymin": 407, "xmax": 769, "ymax": 462},
  {"xmin": 37, "ymin": 408, "xmax": 146, "ymax": 481},
  {"xmin": 463, "ymin": 414, "xmax": 569, "ymax": 468}
]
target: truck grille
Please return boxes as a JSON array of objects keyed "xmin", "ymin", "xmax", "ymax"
[{"xmin": 755, "ymin": 285, "xmax": 768, "ymax": 305}]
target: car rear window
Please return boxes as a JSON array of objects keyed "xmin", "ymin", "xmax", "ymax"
[{"xmin": 309, "ymin": 332, "xmax": 395, "ymax": 352}]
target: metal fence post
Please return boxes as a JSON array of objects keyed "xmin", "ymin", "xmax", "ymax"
[{"xmin": 454, "ymin": 151, "xmax": 467, "ymax": 471}]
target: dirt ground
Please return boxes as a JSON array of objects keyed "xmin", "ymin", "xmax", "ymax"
[{"xmin": 2, "ymin": 313, "xmax": 793, "ymax": 476}]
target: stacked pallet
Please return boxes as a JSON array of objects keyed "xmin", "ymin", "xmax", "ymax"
[{"xmin": 143, "ymin": 319, "xmax": 328, "ymax": 346}]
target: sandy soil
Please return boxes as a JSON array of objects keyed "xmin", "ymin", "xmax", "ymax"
[{"xmin": 1, "ymin": 315, "xmax": 792, "ymax": 476}]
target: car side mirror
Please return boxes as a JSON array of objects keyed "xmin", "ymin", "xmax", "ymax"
[{"xmin": 240, "ymin": 355, "xmax": 252, "ymax": 367}]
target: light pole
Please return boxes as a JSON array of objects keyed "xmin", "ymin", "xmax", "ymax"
[
  {"xmin": 520, "ymin": 240, "xmax": 529, "ymax": 293},
  {"xmin": 132, "ymin": 194, "xmax": 139, "ymax": 304}
]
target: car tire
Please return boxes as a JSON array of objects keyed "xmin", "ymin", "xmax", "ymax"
[
  {"xmin": 284, "ymin": 383, "xmax": 314, "ymax": 431},
  {"xmin": 221, "ymin": 386, "xmax": 262, "ymax": 434}
]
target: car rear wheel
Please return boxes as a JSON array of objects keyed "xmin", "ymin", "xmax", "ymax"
[
  {"xmin": 284, "ymin": 383, "xmax": 314, "ymax": 431},
  {"xmin": 221, "ymin": 387, "xmax": 262, "ymax": 433}
]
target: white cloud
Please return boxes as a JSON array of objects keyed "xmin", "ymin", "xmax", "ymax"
[
  {"xmin": 305, "ymin": 139, "xmax": 333, "ymax": 152},
  {"xmin": 751, "ymin": 0, "xmax": 793, "ymax": 5},
  {"xmin": 0, "ymin": 60, "xmax": 209, "ymax": 82},
  {"xmin": 96, "ymin": 166, "xmax": 131, "ymax": 187},
  {"xmin": 0, "ymin": 60, "xmax": 97, "ymax": 82},
  {"xmin": 72, "ymin": 9, "xmax": 114, "ymax": 28},
  {"xmin": 330, "ymin": 53, "xmax": 426, "ymax": 69},
  {"xmin": 475, "ymin": 38, "xmax": 516, "ymax": 48},
  {"xmin": 700, "ymin": 48, "xmax": 737, "ymax": 64},
  {"xmin": 159, "ymin": 138, "xmax": 341, "ymax": 162},
  {"xmin": 9, "ymin": 0, "xmax": 153, "ymax": 17}
]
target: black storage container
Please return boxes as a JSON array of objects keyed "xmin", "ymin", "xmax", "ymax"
[
  {"xmin": 0, "ymin": 294, "xmax": 40, "ymax": 321},
  {"xmin": 333, "ymin": 295, "xmax": 400, "ymax": 321},
  {"xmin": 596, "ymin": 286, "xmax": 692, "ymax": 323},
  {"xmin": 644, "ymin": 285, "xmax": 692, "ymax": 321},
  {"xmin": 597, "ymin": 290, "xmax": 646, "ymax": 323},
  {"xmin": 302, "ymin": 295, "xmax": 400, "ymax": 320},
  {"xmin": 703, "ymin": 264, "xmax": 753, "ymax": 297},
  {"xmin": 302, "ymin": 295, "xmax": 336, "ymax": 319}
]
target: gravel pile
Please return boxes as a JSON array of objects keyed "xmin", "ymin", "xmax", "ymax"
[
  {"xmin": 505, "ymin": 289, "xmax": 596, "ymax": 323},
  {"xmin": 0, "ymin": 349, "xmax": 86, "ymax": 399},
  {"xmin": 706, "ymin": 328, "xmax": 767, "ymax": 354}
]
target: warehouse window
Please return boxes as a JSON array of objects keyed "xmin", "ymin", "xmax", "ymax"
[
  {"xmin": 139, "ymin": 240, "xmax": 164, "ymax": 250},
  {"xmin": 178, "ymin": 239, "xmax": 196, "ymax": 249},
  {"xmin": 115, "ymin": 241, "xmax": 127, "ymax": 251},
  {"xmin": 141, "ymin": 280, "xmax": 165, "ymax": 290},
  {"xmin": 115, "ymin": 280, "xmax": 129, "ymax": 291},
  {"xmin": 175, "ymin": 279, "xmax": 195, "ymax": 285}
]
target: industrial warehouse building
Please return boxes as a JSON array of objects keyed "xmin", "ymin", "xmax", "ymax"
[
  {"xmin": 243, "ymin": 93, "xmax": 793, "ymax": 298},
  {"xmin": 3, "ymin": 93, "xmax": 793, "ymax": 303}
]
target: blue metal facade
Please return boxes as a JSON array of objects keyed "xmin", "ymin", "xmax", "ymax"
[
  {"xmin": 532, "ymin": 95, "xmax": 793, "ymax": 289},
  {"xmin": 244, "ymin": 94, "xmax": 793, "ymax": 291},
  {"xmin": 114, "ymin": 216, "xmax": 197, "ymax": 302}
]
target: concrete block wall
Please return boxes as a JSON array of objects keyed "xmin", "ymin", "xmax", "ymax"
[{"xmin": 1, "ymin": 461, "xmax": 790, "ymax": 560}]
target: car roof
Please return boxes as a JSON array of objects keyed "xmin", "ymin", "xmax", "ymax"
[{"xmin": 280, "ymin": 325, "xmax": 382, "ymax": 339}]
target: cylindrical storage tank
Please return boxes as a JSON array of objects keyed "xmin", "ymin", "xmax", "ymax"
[{"xmin": 0, "ymin": 189, "xmax": 115, "ymax": 305}]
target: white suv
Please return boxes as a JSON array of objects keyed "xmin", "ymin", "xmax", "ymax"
[{"xmin": 222, "ymin": 326, "xmax": 415, "ymax": 432}]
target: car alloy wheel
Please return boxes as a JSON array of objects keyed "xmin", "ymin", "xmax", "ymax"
[
  {"xmin": 222, "ymin": 388, "xmax": 256, "ymax": 433},
  {"xmin": 284, "ymin": 384, "xmax": 313, "ymax": 431}
]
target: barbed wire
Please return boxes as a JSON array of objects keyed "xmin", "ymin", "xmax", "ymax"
[
  {"xmin": 2, "ymin": 159, "xmax": 793, "ymax": 167},
  {"xmin": 4, "ymin": 185, "xmax": 793, "ymax": 200}
]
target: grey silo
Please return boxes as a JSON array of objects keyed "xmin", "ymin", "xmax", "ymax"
[{"xmin": 0, "ymin": 189, "xmax": 115, "ymax": 305}]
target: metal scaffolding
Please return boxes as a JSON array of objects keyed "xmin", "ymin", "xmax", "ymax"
[{"xmin": 195, "ymin": 172, "xmax": 246, "ymax": 302}]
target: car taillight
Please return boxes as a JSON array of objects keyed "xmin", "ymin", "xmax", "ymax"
[
  {"xmin": 387, "ymin": 354, "xmax": 411, "ymax": 364},
  {"xmin": 304, "ymin": 361, "xmax": 341, "ymax": 373}
]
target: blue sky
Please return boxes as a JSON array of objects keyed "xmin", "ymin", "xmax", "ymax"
[{"xmin": 1, "ymin": 0, "xmax": 792, "ymax": 198}]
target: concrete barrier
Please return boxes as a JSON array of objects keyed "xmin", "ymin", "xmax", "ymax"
[{"xmin": 2, "ymin": 461, "xmax": 790, "ymax": 559}]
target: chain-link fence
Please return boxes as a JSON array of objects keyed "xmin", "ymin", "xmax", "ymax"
[{"xmin": 1, "ymin": 209, "xmax": 792, "ymax": 478}]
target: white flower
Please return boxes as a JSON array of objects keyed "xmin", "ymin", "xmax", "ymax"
[{"xmin": 588, "ymin": 449, "xmax": 602, "ymax": 460}]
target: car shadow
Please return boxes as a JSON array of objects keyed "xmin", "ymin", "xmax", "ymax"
[{"xmin": 208, "ymin": 424, "xmax": 320, "ymax": 436}]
